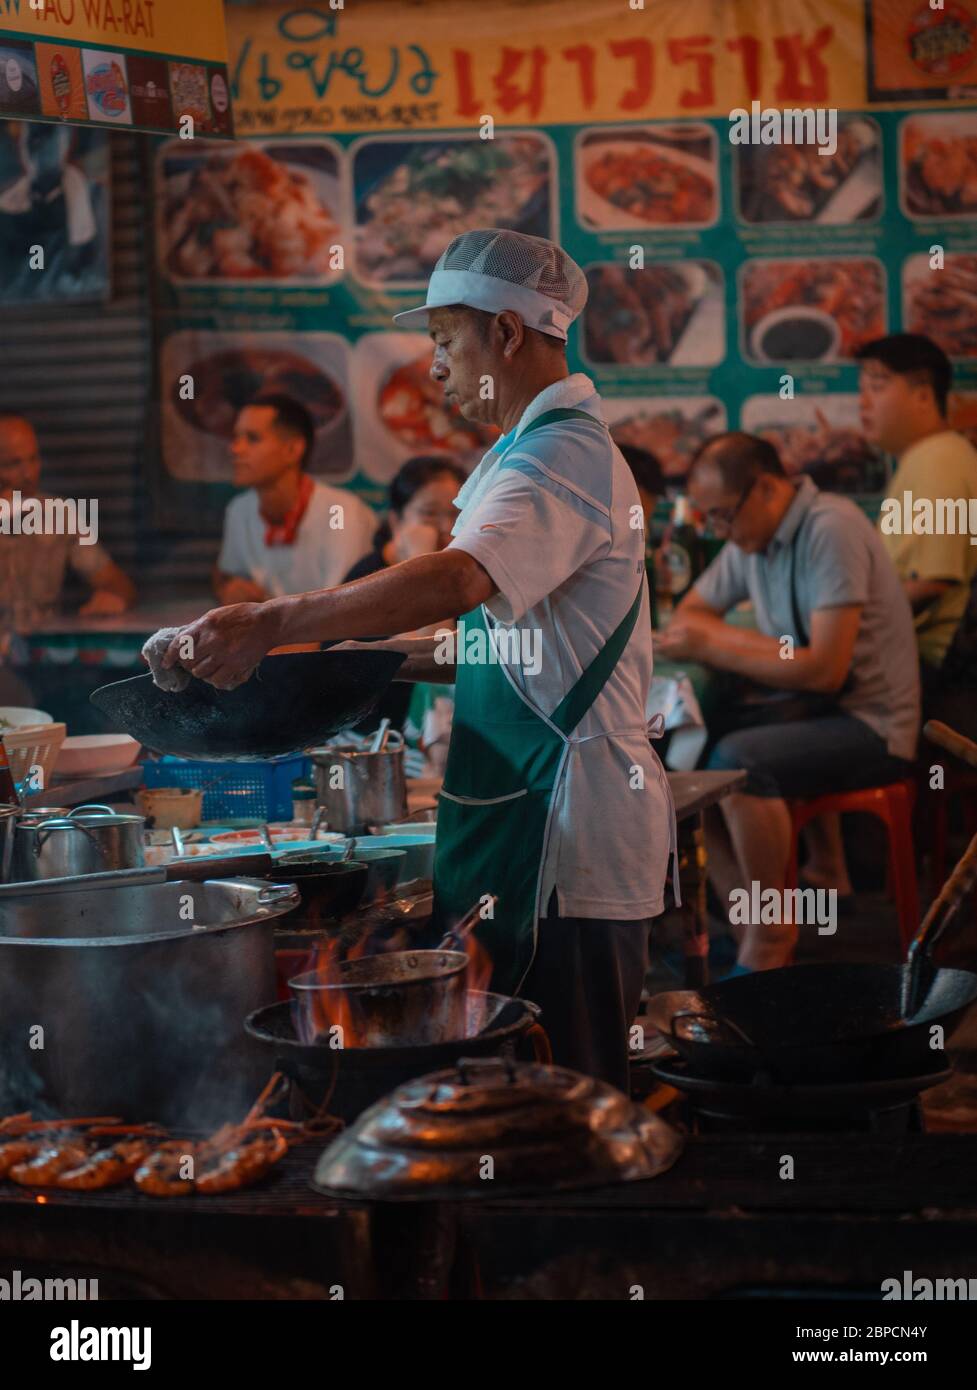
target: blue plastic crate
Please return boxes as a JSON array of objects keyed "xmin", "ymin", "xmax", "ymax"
[{"xmin": 141, "ymin": 756, "xmax": 311, "ymax": 822}]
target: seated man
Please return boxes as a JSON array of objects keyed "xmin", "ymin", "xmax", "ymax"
[
  {"xmin": 656, "ymin": 431, "xmax": 920, "ymax": 970},
  {"xmin": 215, "ymin": 393, "xmax": 376, "ymax": 604},
  {"xmin": 859, "ymin": 332, "xmax": 977, "ymax": 740},
  {"xmin": 0, "ymin": 413, "xmax": 135, "ymax": 618}
]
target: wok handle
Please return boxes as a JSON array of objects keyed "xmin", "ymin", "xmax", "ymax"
[
  {"xmin": 670, "ymin": 1007, "xmax": 757, "ymax": 1049},
  {"xmin": 911, "ymin": 825, "xmax": 977, "ymax": 959},
  {"xmin": 438, "ymin": 894, "xmax": 498, "ymax": 952},
  {"xmin": 257, "ymin": 882, "xmax": 302, "ymax": 908},
  {"xmin": 924, "ymin": 720, "xmax": 977, "ymax": 771},
  {"xmin": 525, "ymin": 1022, "xmax": 553, "ymax": 1065}
]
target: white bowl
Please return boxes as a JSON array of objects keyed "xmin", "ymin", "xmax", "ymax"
[
  {"xmin": 55, "ymin": 734, "xmax": 141, "ymax": 778},
  {"xmin": 0, "ymin": 706, "xmax": 53, "ymax": 731}
]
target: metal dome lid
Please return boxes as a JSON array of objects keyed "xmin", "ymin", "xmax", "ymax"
[{"xmin": 312, "ymin": 1056, "xmax": 683, "ymax": 1201}]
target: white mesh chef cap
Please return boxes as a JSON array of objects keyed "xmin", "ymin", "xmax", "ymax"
[{"xmin": 393, "ymin": 229, "xmax": 588, "ymax": 342}]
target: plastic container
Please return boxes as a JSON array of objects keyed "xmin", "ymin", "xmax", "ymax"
[
  {"xmin": 135, "ymin": 786, "xmax": 204, "ymax": 830},
  {"xmin": 141, "ymin": 756, "xmax": 311, "ymax": 822}
]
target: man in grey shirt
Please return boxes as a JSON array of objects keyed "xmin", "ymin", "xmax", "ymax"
[{"xmin": 657, "ymin": 432, "xmax": 919, "ymax": 970}]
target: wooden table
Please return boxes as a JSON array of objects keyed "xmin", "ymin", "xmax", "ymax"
[{"xmin": 668, "ymin": 769, "xmax": 747, "ymax": 988}]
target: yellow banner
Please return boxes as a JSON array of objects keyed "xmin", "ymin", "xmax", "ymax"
[
  {"xmin": 226, "ymin": 0, "xmax": 878, "ymax": 137},
  {"xmin": 0, "ymin": 0, "xmax": 228, "ymax": 64}
]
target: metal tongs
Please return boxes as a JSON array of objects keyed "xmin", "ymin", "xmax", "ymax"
[{"xmin": 438, "ymin": 894, "xmax": 498, "ymax": 952}]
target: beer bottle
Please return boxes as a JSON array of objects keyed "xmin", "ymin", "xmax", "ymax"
[
  {"xmin": 0, "ymin": 737, "xmax": 19, "ymax": 806},
  {"xmin": 663, "ymin": 496, "xmax": 705, "ymax": 602}
]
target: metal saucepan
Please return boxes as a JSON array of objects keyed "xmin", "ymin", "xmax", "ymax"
[
  {"xmin": 289, "ymin": 949, "xmax": 468, "ymax": 1049},
  {"xmin": 647, "ymin": 802, "xmax": 977, "ymax": 1084},
  {"xmin": 0, "ymin": 876, "xmax": 298, "ymax": 1125},
  {"xmin": 310, "ymin": 732, "xmax": 408, "ymax": 833},
  {"xmin": 89, "ymin": 649, "xmax": 406, "ymax": 760},
  {"xmin": 11, "ymin": 803, "xmax": 146, "ymax": 881},
  {"xmin": 287, "ymin": 897, "xmax": 490, "ymax": 1048}
]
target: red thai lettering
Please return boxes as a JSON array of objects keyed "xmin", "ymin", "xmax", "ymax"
[
  {"xmin": 492, "ymin": 46, "xmax": 547, "ymax": 119},
  {"xmin": 452, "ymin": 49, "xmax": 482, "ymax": 117},
  {"xmin": 773, "ymin": 26, "xmax": 833, "ymax": 102},
  {"xmin": 726, "ymin": 35, "xmax": 761, "ymax": 101},
  {"xmin": 608, "ymin": 38, "xmax": 653, "ymax": 111},
  {"xmin": 666, "ymin": 35, "xmax": 714, "ymax": 108},
  {"xmin": 562, "ymin": 44, "xmax": 597, "ymax": 109}
]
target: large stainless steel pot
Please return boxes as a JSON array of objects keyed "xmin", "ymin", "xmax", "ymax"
[
  {"xmin": 311, "ymin": 735, "xmax": 407, "ymax": 833},
  {"xmin": 11, "ymin": 802, "xmax": 145, "ymax": 881},
  {"xmin": 0, "ymin": 876, "xmax": 298, "ymax": 1126}
]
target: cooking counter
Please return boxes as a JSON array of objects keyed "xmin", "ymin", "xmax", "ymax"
[{"xmin": 1, "ymin": 1132, "xmax": 975, "ymax": 1299}]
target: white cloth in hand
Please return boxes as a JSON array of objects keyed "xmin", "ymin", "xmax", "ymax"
[{"xmin": 142, "ymin": 627, "xmax": 192, "ymax": 693}]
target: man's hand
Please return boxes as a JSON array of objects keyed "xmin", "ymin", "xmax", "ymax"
[
  {"xmin": 79, "ymin": 589, "xmax": 127, "ymax": 617},
  {"xmin": 654, "ymin": 613, "xmax": 719, "ymax": 662},
  {"xmin": 219, "ymin": 577, "xmax": 268, "ymax": 605},
  {"xmin": 163, "ymin": 600, "xmax": 285, "ymax": 690}
]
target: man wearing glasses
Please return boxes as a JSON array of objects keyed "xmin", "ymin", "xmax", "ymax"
[{"xmin": 655, "ymin": 431, "xmax": 919, "ymax": 971}]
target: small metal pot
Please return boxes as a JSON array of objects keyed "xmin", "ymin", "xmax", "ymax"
[
  {"xmin": 311, "ymin": 735, "xmax": 407, "ymax": 833},
  {"xmin": 289, "ymin": 949, "xmax": 468, "ymax": 1048},
  {"xmin": 12, "ymin": 802, "xmax": 145, "ymax": 881}
]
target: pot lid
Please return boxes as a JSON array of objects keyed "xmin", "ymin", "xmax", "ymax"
[{"xmin": 312, "ymin": 1057, "xmax": 683, "ymax": 1201}]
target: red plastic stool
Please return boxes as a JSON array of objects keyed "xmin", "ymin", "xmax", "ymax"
[{"xmin": 785, "ymin": 780, "xmax": 919, "ymax": 950}]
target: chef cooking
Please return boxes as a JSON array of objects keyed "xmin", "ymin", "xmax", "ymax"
[{"xmin": 159, "ymin": 230, "xmax": 676, "ymax": 1090}]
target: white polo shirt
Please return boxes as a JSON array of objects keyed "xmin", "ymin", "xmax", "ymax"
[
  {"xmin": 218, "ymin": 480, "xmax": 377, "ymax": 597},
  {"xmin": 448, "ymin": 373, "xmax": 672, "ymax": 920}
]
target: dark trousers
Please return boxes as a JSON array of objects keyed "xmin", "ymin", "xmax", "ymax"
[{"xmin": 518, "ymin": 894, "xmax": 651, "ymax": 1093}]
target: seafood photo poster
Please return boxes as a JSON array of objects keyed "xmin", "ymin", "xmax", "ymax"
[{"xmin": 145, "ymin": 0, "xmax": 977, "ymax": 525}]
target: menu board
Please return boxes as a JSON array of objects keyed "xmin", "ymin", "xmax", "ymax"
[
  {"xmin": 0, "ymin": 0, "xmax": 232, "ymax": 137},
  {"xmin": 149, "ymin": 0, "xmax": 977, "ymax": 526}
]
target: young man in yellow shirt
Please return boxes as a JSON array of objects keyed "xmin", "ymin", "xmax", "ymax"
[{"xmin": 858, "ymin": 333, "xmax": 977, "ymax": 704}]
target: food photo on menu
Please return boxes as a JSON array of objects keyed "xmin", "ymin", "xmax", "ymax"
[
  {"xmin": 155, "ymin": 139, "xmax": 345, "ymax": 282},
  {"xmin": 160, "ymin": 331, "xmax": 353, "ymax": 483},
  {"xmin": 352, "ymin": 131, "xmax": 555, "ymax": 285},
  {"xmin": 575, "ymin": 122, "xmax": 719, "ymax": 230},
  {"xmin": 740, "ymin": 257, "xmax": 887, "ymax": 363},
  {"xmin": 583, "ymin": 260, "xmax": 725, "ymax": 367},
  {"xmin": 736, "ymin": 115, "xmax": 882, "ymax": 223}
]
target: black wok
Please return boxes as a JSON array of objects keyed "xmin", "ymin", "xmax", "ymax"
[
  {"xmin": 90, "ymin": 650, "xmax": 405, "ymax": 759},
  {"xmin": 648, "ymin": 801, "xmax": 977, "ymax": 1085},
  {"xmin": 645, "ymin": 963, "xmax": 977, "ymax": 1083}
]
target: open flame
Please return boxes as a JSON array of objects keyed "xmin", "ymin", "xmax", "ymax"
[{"xmin": 291, "ymin": 924, "xmax": 494, "ymax": 1048}]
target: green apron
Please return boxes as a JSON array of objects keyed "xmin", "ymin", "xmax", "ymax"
[{"xmin": 433, "ymin": 407, "xmax": 646, "ymax": 997}]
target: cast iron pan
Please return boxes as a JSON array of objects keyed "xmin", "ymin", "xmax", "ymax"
[{"xmin": 89, "ymin": 650, "xmax": 405, "ymax": 760}]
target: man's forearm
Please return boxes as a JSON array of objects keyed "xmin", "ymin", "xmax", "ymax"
[
  {"xmin": 271, "ymin": 551, "xmax": 491, "ymax": 646},
  {"xmin": 703, "ymin": 625, "xmax": 828, "ymax": 691}
]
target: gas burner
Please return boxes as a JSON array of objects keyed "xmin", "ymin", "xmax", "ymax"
[{"xmin": 650, "ymin": 1055, "xmax": 952, "ymax": 1133}]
